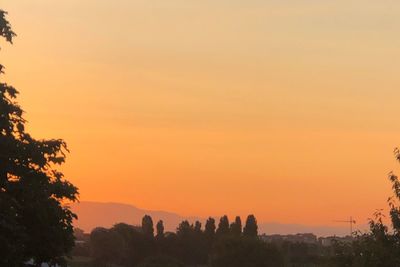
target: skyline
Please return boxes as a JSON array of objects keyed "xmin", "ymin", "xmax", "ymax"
[
  {"xmin": 71, "ymin": 201, "xmax": 363, "ymax": 236},
  {"xmin": 2, "ymin": 0, "xmax": 400, "ymax": 226}
]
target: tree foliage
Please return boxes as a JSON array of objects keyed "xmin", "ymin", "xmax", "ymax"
[
  {"xmin": 216, "ymin": 215, "xmax": 230, "ymax": 236},
  {"xmin": 205, "ymin": 217, "xmax": 216, "ymax": 239},
  {"xmin": 88, "ymin": 214, "xmax": 267, "ymax": 267},
  {"xmin": 329, "ymin": 148, "xmax": 400, "ymax": 266},
  {"xmin": 194, "ymin": 220, "xmax": 202, "ymax": 232},
  {"xmin": 230, "ymin": 216, "xmax": 242, "ymax": 236},
  {"xmin": 0, "ymin": 10, "xmax": 15, "ymax": 45},
  {"xmin": 142, "ymin": 215, "xmax": 154, "ymax": 238},
  {"xmin": 0, "ymin": 10, "xmax": 78, "ymax": 266},
  {"xmin": 243, "ymin": 214, "xmax": 258, "ymax": 237},
  {"xmin": 156, "ymin": 220, "xmax": 164, "ymax": 239}
]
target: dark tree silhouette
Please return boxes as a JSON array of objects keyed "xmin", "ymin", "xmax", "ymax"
[
  {"xmin": 243, "ymin": 215, "xmax": 258, "ymax": 237},
  {"xmin": 111, "ymin": 223, "xmax": 141, "ymax": 266},
  {"xmin": 389, "ymin": 148, "xmax": 400, "ymax": 233},
  {"xmin": 175, "ymin": 220, "xmax": 208, "ymax": 265},
  {"xmin": 0, "ymin": 10, "xmax": 78, "ymax": 266},
  {"xmin": 194, "ymin": 220, "xmax": 202, "ymax": 232},
  {"xmin": 205, "ymin": 217, "xmax": 216, "ymax": 249},
  {"xmin": 142, "ymin": 215, "xmax": 155, "ymax": 238},
  {"xmin": 230, "ymin": 216, "xmax": 242, "ymax": 236},
  {"xmin": 176, "ymin": 220, "xmax": 192, "ymax": 236},
  {"xmin": 0, "ymin": 10, "xmax": 15, "ymax": 43},
  {"xmin": 90, "ymin": 227, "xmax": 124, "ymax": 267},
  {"xmin": 156, "ymin": 220, "xmax": 165, "ymax": 239},
  {"xmin": 205, "ymin": 217, "xmax": 216, "ymax": 238},
  {"xmin": 216, "ymin": 215, "xmax": 230, "ymax": 236}
]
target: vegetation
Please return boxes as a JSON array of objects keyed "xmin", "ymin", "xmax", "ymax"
[
  {"xmin": 0, "ymin": 10, "xmax": 78, "ymax": 266},
  {"xmin": 80, "ymin": 214, "xmax": 283, "ymax": 267},
  {"xmin": 74, "ymin": 150, "xmax": 400, "ymax": 267},
  {"xmin": 210, "ymin": 235, "xmax": 283, "ymax": 267},
  {"xmin": 327, "ymin": 149, "xmax": 400, "ymax": 267},
  {"xmin": 3, "ymin": 6, "xmax": 400, "ymax": 267}
]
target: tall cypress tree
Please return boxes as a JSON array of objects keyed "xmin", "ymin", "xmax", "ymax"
[
  {"xmin": 156, "ymin": 220, "xmax": 164, "ymax": 238},
  {"xmin": 230, "ymin": 216, "xmax": 242, "ymax": 236},
  {"xmin": 194, "ymin": 220, "xmax": 202, "ymax": 233},
  {"xmin": 243, "ymin": 215, "xmax": 258, "ymax": 237},
  {"xmin": 142, "ymin": 215, "xmax": 154, "ymax": 238},
  {"xmin": 205, "ymin": 217, "xmax": 216, "ymax": 240},
  {"xmin": 216, "ymin": 215, "xmax": 230, "ymax": 236}
]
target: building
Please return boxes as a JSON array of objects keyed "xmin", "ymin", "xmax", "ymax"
[
  {"xmin": 261, "ymin": 233, "xmax": 318, "ymax": 244},
  {"xmin": 318, "ymin": 235, "xmax": 353, "ymax": 247}
]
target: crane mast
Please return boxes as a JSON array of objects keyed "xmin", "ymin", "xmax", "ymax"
[{"xmin": 334, "ymin": 216, "xmax": 356, "ymax": 236}]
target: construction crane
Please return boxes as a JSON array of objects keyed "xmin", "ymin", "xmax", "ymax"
[{"xmin": 334, "ymin": 216, "xmax": 356, "ymax": 236}]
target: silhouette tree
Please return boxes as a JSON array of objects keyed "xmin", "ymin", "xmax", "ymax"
[
  {"xmin": 204, "ymin": 217, "xmax": 217, "ymax": 250},
  {"xmin": 156, "ymin": 220, "xmax": 165, "ymax": 239},
  {"xmin": 230, "ymin": 216, "xmax": 242, "ymax": 236},
  {"xmin": 176, "ymin": 220, "xmax": 208, "ymax": 265},
  {"xmin": 389, "ymin": 148, "xmax": 400, "ymax": 233},
  {"xmin": 194, "ymin": 220, "xmax": 202, "ymax": 233},
  {"xmin": 90, "ymin": 227, "xmax": 125, "ymax": 267},
  {"xmin": 0, "ymin": 10, "xmax": 78, "ymax": 266},
  {"xmin": 243, "ymin": 215, "xmax": 258, "ymax": 237},
  {"xmin": 329, "ymin": 211, "xmax": 400, "ymax": 267},
  {"xmin": 142, "ymin": 215, "xmax": 154, "ymax": 238},
  {"xmin": 205, "ymin": 217, "xmax": 216, "ymax": 238},
  {"xmin": 216, "ymin": 215, "xmax": 230, "ymax": 236},
  {"xmin": 176, "ymin": 220, "xmax": 192, "ymax": 236},
  {"xmin": 111, "ymin": 223, "xmax": 143, "ymax": 266},
  {"xmin": 0, "ymin": 10, "xmax": 15, "ymax": 43}
]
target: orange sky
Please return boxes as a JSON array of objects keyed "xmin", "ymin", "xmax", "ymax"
[{"xmin": 2, "ymin": 0, "xmax": 400, "ymax": 226}]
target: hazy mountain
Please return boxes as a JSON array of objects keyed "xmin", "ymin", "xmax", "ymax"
[
  {"xmin": 70, "ymin": 201, "xmax": 201, "ymax": 233},
  {"xmin": 259, "ymin": 222, "xmax": 362, "ymax": 237},
  {"xmin": 71, "ymin": 201, "xmax": 361, "ymax": 236}
]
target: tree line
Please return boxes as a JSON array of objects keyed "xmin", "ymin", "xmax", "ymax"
[
  {"xmin": 4, "ymin": 7, "xmax": 400, "ymax": 267},
  {"xmin": 72, "ymin": 153, "xmax": 400, "ymax": 267},
  {"xmin": 79, "ymin": 214, "xmax": 284, "ymax": 267}
]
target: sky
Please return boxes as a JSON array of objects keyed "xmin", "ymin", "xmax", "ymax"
[{"xmin": 1, "ymin": 0, "xmax": 400, "ymax": 227}]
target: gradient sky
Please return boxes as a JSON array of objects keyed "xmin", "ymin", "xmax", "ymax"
[{"xmin": 2, "ymin": 0, "xmax": 400, "ymax": 226}]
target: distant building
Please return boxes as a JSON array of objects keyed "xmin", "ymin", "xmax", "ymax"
[
  {"xmin": 260, "ymin": 233, "xmax": 318, "ymax": 244},
  {"xmin": 261, "ymin": 233, "xmax": 355, "ymax": 247},
  {"xmin": 318, "ymin": 235, "xmax": 353, "ymax": 247}
]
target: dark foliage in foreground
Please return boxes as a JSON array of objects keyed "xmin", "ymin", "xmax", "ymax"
[{"xmin": 0, "ymin": 10, "xmax": 78, "ymax": 267}]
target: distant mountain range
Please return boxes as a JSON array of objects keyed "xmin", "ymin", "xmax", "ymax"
[
  {"xmin": 70, "ymin": 201, "xmax": 363, "ymax": 237},
  {"xmin": 70, "ymin": 201, "xmax": 200, "ymax": 233}
]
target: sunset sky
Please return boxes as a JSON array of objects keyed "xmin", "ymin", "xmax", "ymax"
[{"xmin": 2, "ymin": 0, "xmax": 400, "ymax": 227}]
